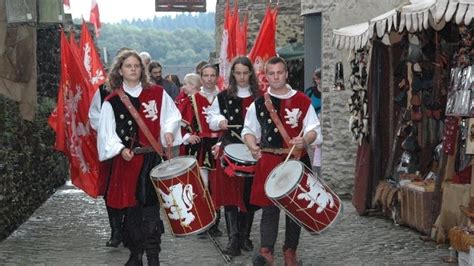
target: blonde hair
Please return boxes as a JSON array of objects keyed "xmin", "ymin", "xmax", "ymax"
[{"xmin": 183, "ymin": 73, "xmax": 201, "ymax": 89}]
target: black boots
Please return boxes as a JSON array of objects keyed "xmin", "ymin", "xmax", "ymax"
[
  {"xmin": 106, "ymin": 206, "xmax": 124, "ymax": 247},
  {"xmin": 252, "ymin": 247, "xmax": 274, "ymax": 266},
  {"xmin": 125, "ymin": 248, "xmax": 144, "ymax": 266},
  {"xmin": 239, "ymin": 211, "xmax": 255, "ymax": 252},
  {"xmin": 208, "ymin": 210, "xmax": 223, "ymax": 237},
  {"xmin": 145, "ymin": 252, "xmax": 160, "ymax": 266},
  {"xmin": 223, "ymin": 209, "xmax": 241, "ymax": 256}
]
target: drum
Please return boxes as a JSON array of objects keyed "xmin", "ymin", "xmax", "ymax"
[
  {"xmin": 221, "ymin": 143, "xmax": 257, "ymax": 177},
  {"xmin": 264, "ymin": 160, "xmax": 342, "ymax": 234},
  {"xmin": 150, "ymin": 156, "xmax": 216, "ymax": 237}
]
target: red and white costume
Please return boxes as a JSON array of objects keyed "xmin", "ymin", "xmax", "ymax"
[
  {"xmin": 97, "ymin": 83, "xmax": 182, "ymax": 209},
  {"xmin": 241, "ymin": 86, "xmax": 321, "ymax": 207},
  {"xmin": 207, "ymin": 86, "xmax": 255, "ymax": 210}
]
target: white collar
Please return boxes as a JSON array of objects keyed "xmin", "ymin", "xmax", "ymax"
[
  {"xmin": 123, "ymin": 81, "xmax": 142, "ymax": 97},
  {"xmin": 267, "ymin": 84, "xmax": 296, "ymax": 99},
  {"xmin": 237, "ymin": 86, "xmax": 251, "ymax": 98},
  {"xmin": 200, "ymin": 86, "xmax": 218, "ymax": 102}
]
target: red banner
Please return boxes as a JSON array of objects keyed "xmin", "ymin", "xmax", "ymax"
[
  {"xmin": 79, "ymin": 21, "xmax": 106, "ymax": 92},
  {"xmin": 248, "ymin": 6, "xmax": 278, "ymax": 92},
  {"xmin": 89, "ymin": 0, "xmax": 101, "ymax": 37},
  {"xmin": 48, "ymin": 30, "xmax": 101, "ymax": 198},
  {"xmin": 236, "ymin": 13, "xmax": 248, "ymax": 56}
]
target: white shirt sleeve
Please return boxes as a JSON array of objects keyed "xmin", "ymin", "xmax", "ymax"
[
  {"xmin": 303, "ymin": 105, "xmax": 322, "ymax": 146},
  {"xmin": 88, "ymin": 89, "xmax": 102, "ymax": 131},
  {"xmin": 206, "ymin": 97, "xmax": 226, "ymax": 131},
  {"xmin": 160, "ymin": 92, "xmax": 183, "ymax": 147},
  {"xmin": 97, "ymin": 101, "xmax": 124, "ymax": 161},
  {"xmin": 241, "ymin": 102, "xmax": 261, "ymax": 143}
]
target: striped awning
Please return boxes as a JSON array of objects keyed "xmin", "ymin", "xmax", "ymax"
[{"xmin": 333, "ymin": 0, "xmax": 474, "ymax": 50}]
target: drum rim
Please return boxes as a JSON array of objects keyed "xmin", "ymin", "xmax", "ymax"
[
  {"xmin": 264, "ymin": 160, "xmax": 304, "ymax": 199},
  {"xmin": 224, "ymin": 143, "xmax": 257, "ymax": 165},
  {"xmin": 277, "ymin": 198, "xmax": 344, "ymax": 235},
  {"xmin": 150, "ymin": 155, "xmax": 197, "ymax": 180},
  {"xmin": 165, "ymin": 214, "xmax": 217, "ymax": 237}
]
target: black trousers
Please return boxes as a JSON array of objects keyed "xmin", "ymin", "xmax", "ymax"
[
  {"xmin": 260, "ymin": 205, "xmax": 300, "ymax": 252},
  {"xmin": 125, "ymin": 205, "xmax": 163, "ymax": 256}
]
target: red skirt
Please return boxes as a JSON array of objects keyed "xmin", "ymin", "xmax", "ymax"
[
  {"xmin": 106, "ymin": 155, "xmax": 144, "ymax": 209},
  {"xmin": 210, "ymin": 147, "xmax": 246, "ymax": 211},
  {"xmin": 250, "ymin": 153, "xmax": 285, "ymax": 207}
]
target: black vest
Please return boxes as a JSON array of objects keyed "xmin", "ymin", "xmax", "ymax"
[
  {"xmin": 107, "ymin": 93, "xmax": 140, "ymax": 148},
  {"xmin": 254, "ymin": 95, "xmax": 284, "ymax": 148},
  {"xmin": 217, "ymin": 91, "xmax": 245, "ymax": 145}
]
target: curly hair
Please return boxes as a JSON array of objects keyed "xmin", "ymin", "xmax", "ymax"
[
  {"xmin": 228, "ymin": 56, "xmax": 260, "ymax": 99},
  {"xmin": 108, "ymin": 50, "xmax": 150, "ymax": 90}
]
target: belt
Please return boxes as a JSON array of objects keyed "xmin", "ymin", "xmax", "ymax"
[
  {"xmin": 199, "ymin": 132, "xmax": 221, "ymax": 138},
  {"xmin": 261, "ymin": 147, "xmax": 300, "ymax": 155},
  {"xmin": 132, "ymin": 146, "xmax": 155, "ymax": 154}
]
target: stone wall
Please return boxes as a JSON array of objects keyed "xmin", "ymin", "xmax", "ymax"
[
  {"xmin": 0, "ymin": 25, "xmax": 67, "ymax": 241},
  {"xmin": 215, "ymin": 0, "xmax": 302, "ymax": 55}
]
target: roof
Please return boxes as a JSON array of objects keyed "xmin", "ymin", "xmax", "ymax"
[{"xmin": 333, "ymin": 0, "xmax": 474, "ymax": 50}]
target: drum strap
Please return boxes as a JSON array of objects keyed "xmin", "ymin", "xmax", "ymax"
[
  {"xmin": 117, "ymin": 88, "xmax": 164, "ymax": 157},
  {"xmin": 263, "ymin": 93, "xmax": 291, "ymax": 147},
  {"xmin": 222, "ymin": 155, "xmax": 255, "ymax": 177}
]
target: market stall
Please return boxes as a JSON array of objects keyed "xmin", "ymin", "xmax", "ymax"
[{"xmin": 333, "ymin": 0, "xmax": 474, "ymax": 263}]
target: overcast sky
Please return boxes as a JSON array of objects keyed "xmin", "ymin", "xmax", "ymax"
[{"xmin": 67, "ymin": 0, "xmax": 217, "ymax": 23}]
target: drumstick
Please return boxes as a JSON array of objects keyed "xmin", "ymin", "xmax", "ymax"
[
  {"xmin": 230, "ymin": 130, "xmax": 245, "ymax": 144},
  {"xmin": 230, "ymin": 130, "xmax": 254, "ymax": 155},
  {"xmin": 226, "ymin": 124, "xmax": 242, "ymax": 128},
  {"xmin": 282, "ymin": 127, "xmax": 305, "ymax": 168}
]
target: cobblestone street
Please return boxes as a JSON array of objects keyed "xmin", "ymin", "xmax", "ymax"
[{"xmin": 0, "ymin": 181, "xmax": 452, "ymax": 265}]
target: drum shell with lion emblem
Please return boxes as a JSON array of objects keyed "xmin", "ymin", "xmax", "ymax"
[
  {"xmin": 264, "ymin": 160, "xmax": 343, "ymax": 234},
  {"xmin": 150, "ymin": 156, "xmax": 216, "ymax": 237}
]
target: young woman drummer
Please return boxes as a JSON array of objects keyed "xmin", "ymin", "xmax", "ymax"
[{"xmin": 207, "ymin": 56, "xmax": 261, "ymax": 256}]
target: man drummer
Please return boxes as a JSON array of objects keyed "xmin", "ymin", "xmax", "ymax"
[
  {"xmin": 207, "ymin": 56, "xmax": 261, "ymax": 256},
  {"xmin": 242, "ymin": 56, "xmax": 322, "ymax": 265}
]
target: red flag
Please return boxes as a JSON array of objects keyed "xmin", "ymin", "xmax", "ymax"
[
  {"xmin": 227, "ymin": 0, "xmax": 238, "ymax": 61},
  {"xmin": 219, "ymin": 0, "xmax": 241, "ymax": 88},
  {"xmin": 89, "ymin": 0, "xmax": 101, "ymax": 38},
  {"xmin": 48, "ymin": 30, "xmax": 101, "ymax": 198},
  {"xmin": 48, "ymin": 79, "xmax": 67, "ymax": 154},
  {"xmin": 219, "ymin": 0, "xmax": 232, "ymax": 88},
  {"xmin": 236, "ymin": 13, "xmax": 248, "ymax": 56},
  {"xmin": 69, "ymin": 30, "xmax": 80, "ymax": 60},
  {"xmin": 248, "ymin": 6, "xmax": 278, "ymax": 92},
  {"xmin": 79, "ymin": 21, "xmax": 106, "ymax": 93}
]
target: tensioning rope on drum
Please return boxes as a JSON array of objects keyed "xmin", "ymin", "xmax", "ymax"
[{"xmin": 207, "ymin": 231, "xmax": 232, "ymax": 264}]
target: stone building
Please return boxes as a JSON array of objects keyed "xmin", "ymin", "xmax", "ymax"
[
  {"xmin": 0, "ymin": 0, "xmax": 68, "ymax": 240},
  {"xmin": 216, "ymin": 0, "xmax": 404, "ymax": 196}
]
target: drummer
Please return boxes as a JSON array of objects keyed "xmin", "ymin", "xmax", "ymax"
[
  {"xmin": 188, "ymin": 63, "xmax": 223, "ymax": 238},
  {"xmin": 97, "ymin": 50, "xmax": 182, "ymax": 265},
  {"xmin": 241, "ymin": 56, "xmax": 322, "ymax": 265},
  {"xmin": 207, "ymin": 56, "xmax": 261, "ymax": 256}
]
